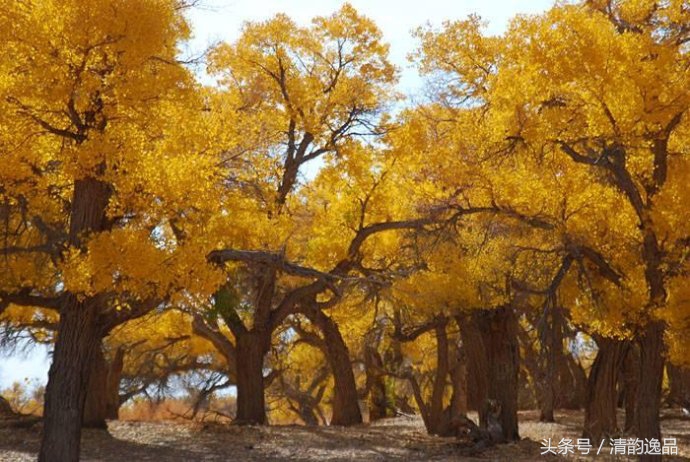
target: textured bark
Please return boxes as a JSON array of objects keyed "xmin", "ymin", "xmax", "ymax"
[
  {"xmin": 667, "ymin": 364, "xmax": 690, "ymax": 408},
  {"xmin": 635, "ymin": 321, "xmax": 665, "ymax": 462},
  {"xmin": 558, "ymin": 350, "xmax": 587, "ymax": 410},
  {"xmin": 458, "ymin": 314, "xmax": 489, "ymax": 413},
  {"xmin": 365, "ymin": 345, "xmax": 389, "ymax": 421},
  {"xmin": 459, "ymin": 309, "xmax": 519, "ymax": 442},
  {"xmin": 479, "ymin": 307, "xmax": 520, "ymax": 442},
  {"xmin": 83, "ymin": 345, "xmax": 109, "ymax": 429},
  {"xmin": 39, "ymin": 177, "xmax": 111, "ymax": 462},
  {"xmin": 427, "ymin": 321, "xmax": 450, "ymax": 434},
  {"xmin": 306, "ymin": 309, "xmax": 362, "ymax": 426},
  {"xmin": 83, "ymin": 345, "xmax": 124, "ymax": 427},
  {"xmin": 40, "ymin": 297, "xmax": 102, "ymax": 462},
  {"xmin": 449, "ymin": 345, "xmax": 468, "ymax": 417},
  {"xmin": 538, "ymin": 305, "xmax": 567, "ymax": 423},
  {"xmin": 621, "ymin": 344, "xmax": 640, "ymax": 432},
  {"xmin": 635, "ymin": 215, "xmax": 667, "ymax": 461},
  {"xmin": 583, "ymin": 336, "xmax": 628, "ymax": 444},
  {"xmin": 234, "ymin": 330, "xmax": 270, "ymax": 425},
  {"xmin": 518, "ymin": 325, "xmax": 543, "ymax": 410}
]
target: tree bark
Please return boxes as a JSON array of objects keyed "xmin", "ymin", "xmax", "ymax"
[
  {"xmin": 621, "ymin": 343, "xmax": 640, "ymax": 432},
  {"xmin": 40, "ymin": 297, "xmax": 102, "ymax": 462},
  {"xmin": 365, "ymin": 344, "xmax": 389, "ymax": 421},
  {"xmin": 234, "ymin": 329, "xmax": 270, "ymax": 425},
  {"xmin": 83, "ymin": 345, "xmax": 109, "ymax": 428},
  {"xmin": 582, "ymin": 336, "xmax": 628, "ymax": 444},
  {"xmin": 457, "ymin": 314, "xmax": 489, "ymax": 413},
  {"xmin": 479, "ymin": 307, "xmax": 520, "ymax": 442},
  {"xmin": 305, "ymin": 309, "xmax": 362, "ymax": 426},
  {"xmin": 635, "ymin": 321, "xmax": 665, "ymax": 462},
  {"xmin": 106, "ymin": 348, "xmax": 124, "ymax": 420},
  {"xmin": 667, "ymin": 364, "xmax": 690, "ymax": 409},
  {"xmin": 558, "ymin": 349, "xmax": 587, "ymax": 410},
  {"xmin": 83, "ymin": 345, "xmax": 124, "ymax": 427},
  {"xmin": 518, "ymin": 323, "xmax": 545, "ymax": 411},
  {"xmin": 459, "ymin": 309, "xmax": 519, "ymax": 442},
  {"xmin": 39, "ymin": 177, "xmax": 112, "ymax": 462},
  {"xmin": 427, "ymin": 321, "xmax": 450, "ymax": 434}
]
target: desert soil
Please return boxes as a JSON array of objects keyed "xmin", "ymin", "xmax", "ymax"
[{"xmin": 0, "ymin": 410, "xmax": 688, "ymax": 461}]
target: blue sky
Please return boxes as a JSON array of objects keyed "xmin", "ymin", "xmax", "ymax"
[
  {"xmin": 184, "ymin": 0, "xmax": 555, "ymax": 93},
  {"xmin": 1, "ymin": 0, "xmax": 555, "ymax": 390}
]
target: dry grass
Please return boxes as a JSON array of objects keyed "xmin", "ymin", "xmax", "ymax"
[{"xmin": 119, "ymin": 396, "xmax": 236, "ymax": 422}]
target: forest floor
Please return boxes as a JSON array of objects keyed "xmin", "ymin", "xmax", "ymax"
[{"xmin": 0, "ymin": 409, "xmax": 688, "ymax": 461}]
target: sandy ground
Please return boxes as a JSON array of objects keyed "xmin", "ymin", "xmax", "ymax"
[{"xmin": 0, "ymin": 410, "xmax": 688, "ymax": 461}]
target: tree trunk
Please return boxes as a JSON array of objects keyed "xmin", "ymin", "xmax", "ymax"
[
  {"xmin": 106, "ymin": 348, "xmax": 124, "ymax": 420},
  {"xmin": 83, "ymin": 344, "xmax": 109, "ymax": 428},
  {"xmin": 558, "ymin": 350, "xmax": 587, "ymax": 410},
  {"xmin": 635, "ymin": 321, "xmax": 665, "ymax": 462},
  {"xmin": 480, "ymin": 307, "xmax": 520, "ymax": 442},
  {"xmin": 365, "ymin": 345, "xmax": 389, "ymax": 421},
  {"xmin": 39, "ymin": 177, "xmax": 111, "ymax": 462},
  {"xmin": 83, "ymin": 345, "xmax": 124, "ymax": 427},
  {"xmin": 427, "ymin": 321, "xmax": 450, "ymax": 434},
  {"xmin": 539, "ymin": 304, "xmax": 566, "ymax": 423},
  {"xmin": 667, "ymin": 364, "xmax": 690, "ymax": 409},
  {"xmin": 459, "ymin": 309, "xmax": 519, "ymax": 442},
  {"xmin": 449, "ymin": 344, "xmax": 468, "ymax": 416},
  {"xmin": 622, "ymin": 343, "xmax": 640, "ymax": 432},
  {"xmin": 40, "ymin": 297, "xmax": 102, "ymax": 462},
  {"xmin": 583, "ymin": 336, "xmax": 628, "ymax": 444},
  {"xmin": 0, "ymin": 395, "xmax": 15, "ymax": 417},
  {"xmin": 518, "ymin": 324, "xmax": 544, "ymax": 411},
  {"xmin": 308, "ymin": 310, "xmax": 362, "ymax": 426},
  {"xmin": 457, "ymin": 314, "xmax": 489, "ymax": 412},
  {"xmin": 234, "ymin": 330, "xmax": 269, "ymax": 425}
]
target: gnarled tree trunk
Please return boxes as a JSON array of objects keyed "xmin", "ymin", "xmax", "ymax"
[
  {"xmin": 583, "ymin": 336, "xmax": 628, "ymax": 444},
  {"xmin": 305, "ymin": 309, "xmax": 362, "ymax": 426},
  {"xmin": 479, "ymin": 307, "xmax": 520, "ymax": 441},
  {"xmin": 83, "ymin": 345, "xmax": 125, "ymax": 427},
  {"xmin": 235, "ymin": 329, "xmax": 270, "ymax": 425},
  {"xmin": 459, "ymin": 308, "xmax": 519, "ymax": 442},
  {"xmin": 365, "ymin": 344, "xmax": 389, "ymax": 421},
  {"xmin": 458, "ymin": 314, "xmax": 489, "ymax": 413}
]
